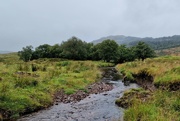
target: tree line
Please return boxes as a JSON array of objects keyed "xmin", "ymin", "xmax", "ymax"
[{"xmin": 18, "ymin": 36, "xmax": 155, "ymax": 63}]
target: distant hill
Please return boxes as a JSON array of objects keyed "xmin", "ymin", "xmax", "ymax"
[
  {"xmin": 92, "ymin": 35, "xmax": 141, "ymax": 45},
  {"xmin": 0, "ymin": 51, "xmax": 12, "ymax": 54},
  {"xmin": 92, "ymin": 35, "xmax": 180, "ymax": 50}
]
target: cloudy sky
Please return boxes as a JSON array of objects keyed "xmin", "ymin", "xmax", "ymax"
[{"xmin": 0, "ymin": 0, "xmax": 180, "ymax": 51}]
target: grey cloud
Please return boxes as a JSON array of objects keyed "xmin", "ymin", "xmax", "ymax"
[{"xmin": 0, "ymin": 0, "xmax": 180, "ymax": 51}]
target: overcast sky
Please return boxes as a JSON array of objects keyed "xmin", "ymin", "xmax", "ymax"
[{"xmin": 1, "ymin": 0, "xmax": 180, "ymax": 51}]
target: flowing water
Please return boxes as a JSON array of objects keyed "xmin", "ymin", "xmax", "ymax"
[{"xmin": 18, "ymin": 68, "xmax": 138, "ymax": 121}]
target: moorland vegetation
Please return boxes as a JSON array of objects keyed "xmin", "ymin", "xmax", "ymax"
[
  {"xmin": 116, "ymin": 56, "xmax": 180, "ymax": 121},
  {"xmin": 1, "ymin": 36, "xmax": 179, "ymax": 121},
  {"xmin": 0, "ymin": 52, "xmax": 113, "ymax": 120}
]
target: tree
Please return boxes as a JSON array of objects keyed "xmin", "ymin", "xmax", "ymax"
[
  {"xmin": 18, "ymin": 45, "xmax": 33, "ymax": 62},
  {"xmin": 127, "ymin": 46, "xmax": 136, "ymax": 61},
  {"xmin": 115, "ymin": 45, "xmax": 129, "ymax": 63},
  {"xmin": 98, "ymin": 39, "xmax": 119, "ymax": 62},
  {"xmin": 50, "ymin": 44, "xmax": 62, "ymax": 58},
  {"xmin": 134, "ymin": 41, "xmax": 155, "ymax": 61},
  {"xmin": 90, "ymin": 43, "xmax": 101, "ymax": 61},
  {"xmin": 115, "ymin": 45, "xmax": 136, "ymax": 63},
  {"xmin": 60, "ymin": 36, "xmax": 88, "ymax": 60},
  {"xmin": 33, "ymin": 44, "xmax": 51, "ymax": 58},
  {"xmin": 85, "ymin": 43, "xmax": 94, "ymax": 60}
]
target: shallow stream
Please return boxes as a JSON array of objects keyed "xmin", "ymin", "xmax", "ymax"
[{"xmin": 18, "ymin": 68, "xmax": 138, "ymax": 121}]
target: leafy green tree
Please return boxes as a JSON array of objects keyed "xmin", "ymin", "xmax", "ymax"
[
  {"xmin": 60, "ymin": 36, "xmax": 88, "ymax": 60},
  {"xmin": 134, "ymin": 41, "xmax": 155, "ymax": 61},
  {"xmin": 50, "ymin": 44, "xmax": 62, "ymax": 58},
  {"xmin": 90, "ymin": 43, "xmax": 101, "ymax": 61},
  {"xmin": 127, "ymin": 46, "xmax": 136, "ymax": 61},
  {"xmin": 18, "ymin": 45, "xmax": 33, "ymax": 62},
  {"xmin": 85, "ymin": 43, "xmax": 94, "ymax": 60},
  {"xmin": 33, "ymin": 44, "xmax": 51, "ymax": 58},
  {"xmin": 99, "ymin": 39, "xmax": 119, "ymax": 62},
  {"xmin": 116, "ymin": 45, "xmax": 129, "ymax": 63},
  {"xmin": 115, "ymin": 45, "xmax": 136, "ymax": 63}
]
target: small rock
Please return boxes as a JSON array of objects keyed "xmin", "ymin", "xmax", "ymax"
[
  {"xmin": 103, "ymin": 94, "xmax": 108, "ymax": 96},
  {"xmin": 68, "ymin": 111, "xmax": 74, "ymax": 114}
]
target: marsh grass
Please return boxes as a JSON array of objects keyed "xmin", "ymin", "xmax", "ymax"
[
  {"xmin": 124, "ymin": 90, "xmax": 180, "ymax": 121},
  {"xmin": 116, "ymin": 56, "xmax": 180, "ymax": 89},
  {"xmin": 116, "ymin": 56, "xmax": 180, "ymax": 121},
  {"xmin": 0, "ymin": 53, "xmax": 109, "ymax": 120}
]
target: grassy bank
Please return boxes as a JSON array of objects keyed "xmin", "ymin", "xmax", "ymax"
[
  {"xmin": 116, "ymin": 56, "xmax": 180, "ymax": 121},
  {"xmin": 0, "ymin": 53, "xmax": 113, "ymax": 120},
  {"xmin": 116, "ymin": 56, "xmax": 180, "ymax": 90}
]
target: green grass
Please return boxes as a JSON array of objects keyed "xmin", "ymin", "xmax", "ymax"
[
  {"xmin": 116, "ymin": 56, "xmax": 180, "ymax": 89},
  {"xmin": 116, "ymin": 56, "xmax": 180, "ymax": 121},
  {"xmin": 94, "ymin": 61, "xmax": 115, "ymax": 67},
  {"xmin": 0, "ymin": 53, "xmax": 108, "ymax": 120},
  {"xmin": 123, "ymin": 90, "xmax": 180, "ymax": 121}
]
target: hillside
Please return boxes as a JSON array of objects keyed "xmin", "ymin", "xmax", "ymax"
[
  {"xmin": 92, "ymin": 35, "xmax": 141, "ymax": 45},
  {"xmin": 156, "ymin": 46, "xmax": 180, "ymax": 56},
  {"xmin": 92, "ymin": 35, "xmax": 180, "ymax": 50}
]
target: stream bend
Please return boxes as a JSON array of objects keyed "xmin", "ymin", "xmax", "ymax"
[{"xmin": 18, "ymin": 67, "xmax": 138, "ymax": 121}]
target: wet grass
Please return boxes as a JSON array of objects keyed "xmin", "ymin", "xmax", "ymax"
[
  {"xmin": 116, "ymin": 56, "xmax": 180, "ymax": 89},
  {"xmin": 116, "ymin": 56, "xmax": 180, "ymax": 121},
  {"xmin": 0, "ymin": 53, "xmax": 111, "ymax": 120},
  {"xmin": 123, "ymin": 90, "xmax": 180, "ymax": 121}
]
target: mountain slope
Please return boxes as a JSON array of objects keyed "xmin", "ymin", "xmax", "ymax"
[
  {"xmin": 92, "ymin": 35, "xmax": 180, "ymax": 50},
  {"xmin": 92, "ymin": 35, "xmax": 141, "ymax": 45}
]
